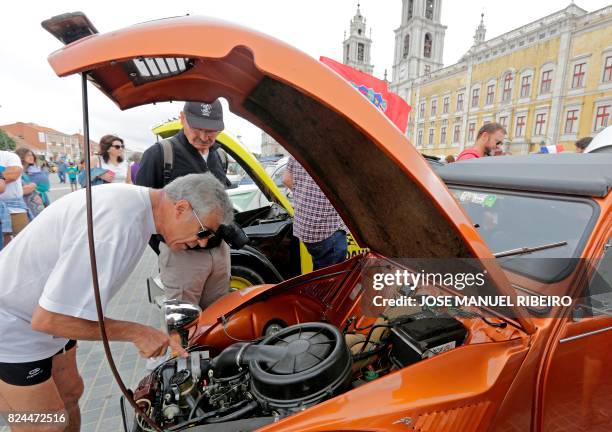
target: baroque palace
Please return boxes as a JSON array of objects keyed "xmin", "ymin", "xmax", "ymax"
[{"xmin": 345, "ymin": 1, "xmax": 612, "ymax": 156}]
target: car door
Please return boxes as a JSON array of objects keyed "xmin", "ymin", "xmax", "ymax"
[{"xmin": 542, "ymin": 230, "xmax": 612, "ymax": 431}]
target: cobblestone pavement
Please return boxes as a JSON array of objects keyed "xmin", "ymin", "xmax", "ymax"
[{"xmin": 2, "ymin": 175, "xmax": 161, "ymax": 431}]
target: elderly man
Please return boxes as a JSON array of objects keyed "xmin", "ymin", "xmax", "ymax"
[
  {"xmin": 0, "ymin": 173, "xmax": 233, "ymax": 431},
  {"xmin": 137, "ymin": 100, "xmax": 232, "ymax": 311}
]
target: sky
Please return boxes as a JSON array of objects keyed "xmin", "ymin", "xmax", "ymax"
[{"xmin": 1, "ymin": 0, "xmax": 610, "ymax": 153}]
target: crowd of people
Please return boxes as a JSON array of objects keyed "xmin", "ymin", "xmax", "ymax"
[
  {"xmin": 448, "ymin": 122, "xmax": 593, "ymax": 162},
  {"xmin": 0, "ymin": 136, "xmax": 144, "ymax": 251}
]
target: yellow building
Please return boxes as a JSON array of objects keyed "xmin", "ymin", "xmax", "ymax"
[{"xmin": 390, "ymin": 2, "xmax": 612, "ymax": 156}]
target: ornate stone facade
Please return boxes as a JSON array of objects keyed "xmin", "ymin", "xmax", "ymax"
[{"xmin": 390, "ymin": 3, "xmax": 612, "ymax": 156}]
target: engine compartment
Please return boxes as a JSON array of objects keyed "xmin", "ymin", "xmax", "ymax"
[
  {"xmin": 131, "ymin": 309, "xmax": 476, "ymax": 431},
  {"xmin": 130, "ymin": 256, "xmax": 527, "ymax": 431}
]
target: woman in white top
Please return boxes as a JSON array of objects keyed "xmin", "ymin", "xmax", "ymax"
[{"xmin": 95, "ymin": 134, "xmax": 132, "ymax": 184}]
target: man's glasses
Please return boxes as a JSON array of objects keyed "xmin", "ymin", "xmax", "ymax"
[{"xmin": 192, "ymin": 209, "xmax": 215, "ymax": 239}]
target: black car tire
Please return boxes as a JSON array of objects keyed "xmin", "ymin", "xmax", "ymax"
[{"xmin": 230, "ymin": 265, "xmax": 266, "ymax": 291}]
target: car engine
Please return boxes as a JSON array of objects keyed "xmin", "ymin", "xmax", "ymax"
[
  {"xmin": 131, "ymin": 322, "xmax": 352, "ymax": 431},
  {"xmin": 130, "ymin": 310, "xmax": 468, "ymax": 431}
]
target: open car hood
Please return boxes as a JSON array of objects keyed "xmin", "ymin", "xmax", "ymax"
[{"xmin": 46, "ymin": 15, "xmax": 534, "ymax": 332}]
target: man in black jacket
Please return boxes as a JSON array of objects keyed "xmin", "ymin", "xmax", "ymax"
[{"xmin": 136, "ymin": 100, "xmax": 232, "ymax": 310}]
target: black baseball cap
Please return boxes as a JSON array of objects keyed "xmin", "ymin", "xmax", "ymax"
[{"xmin": 183, "ymin": 100, "xmax": 224, "ymax": 131}]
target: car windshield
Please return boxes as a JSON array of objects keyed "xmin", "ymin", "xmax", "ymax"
[{"xmin": 451, "ymin": 188, "xmax": 596, "ymax": 283}]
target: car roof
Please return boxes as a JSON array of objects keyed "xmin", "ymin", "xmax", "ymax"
[{"xmin": 436, "ymin": 153, "xmax": 612, "ymax": 197}]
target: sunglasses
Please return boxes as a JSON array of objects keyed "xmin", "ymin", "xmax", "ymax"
[
  {"xmin": 192, "ymin": 209, "xmax": 216, "ymax": 239},
  {"xmin": 111, "ymin": 144, "xmax": 125, "ymax": 149}
]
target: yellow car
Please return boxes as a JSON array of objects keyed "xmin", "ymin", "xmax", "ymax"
[{"xmin": 153, "ymin": 120, "xmax": 367, "ymax": 290}]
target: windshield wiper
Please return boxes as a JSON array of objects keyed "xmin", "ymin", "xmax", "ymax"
[{"xmin": 493, "ymin": 241, "xmax": 568, "ymax": 258}]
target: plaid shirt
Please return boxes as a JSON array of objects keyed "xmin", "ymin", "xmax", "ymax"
[{"xmin": 287, "ymin": 156, "xmax": 346, "ymax": 243}]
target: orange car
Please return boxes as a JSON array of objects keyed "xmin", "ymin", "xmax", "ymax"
[{"xmin": 44, "ymin": 13, "xmax": 611, "ymax": 432}]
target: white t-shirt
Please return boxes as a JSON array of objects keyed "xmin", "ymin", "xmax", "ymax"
[
  {"xmin": 0, "ymin": 150, "xmax": 25, "ymax": 213},
  {"xmin": 100, "ymin": 158, "xmax": 129, "ymax": 183},
  {"xmin": 0, "ymin": 184, "xmax": 156, "ymax": 362}
]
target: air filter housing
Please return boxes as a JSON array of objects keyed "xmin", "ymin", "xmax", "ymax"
[{"xmin": 249, "ymin": 322, "xmax": 352, "ymax": 411}]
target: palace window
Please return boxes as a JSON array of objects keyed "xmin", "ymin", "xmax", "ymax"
[
  {"xmin": 403, "ymin": 34, "xmax": 410, "ymax": 59},
  {"xmin": 408, "ymin": 0, "xmax": 414, "ymax": 20},
  {"xmin": 471, "ymin": 88, "xmax": 480, "ymax": 108},
  {"xmin": 603, "ymin": 56, "xmax": 612, "ymax": 82},
  {"xmin": 419, "ymin": 102, "xmax": 425, "ymax": 119},
  {"xmin": 520, "ymin": 75, "xmax": 532, "ymax": 98},
  {"xmin": 534, "ymin": 113, "xmax": 546, "ymax": 136},
  {"xmin": 453, "ymin": 124, "xmax": 461, "ymax": 143},
  {"xmin": 499, "ymin": 116, "xmax": 508, "ymax": 129},
  {"xmin": 515, "ymin": 115, "xmax": 526, "ymax": 137},
  {"xmin": 595, "ymin": 105, "xmax": 610, "ymax": 131},
  {"xmin": 417, "ymin": 129, "xmax": 423, "ymax": 147},
  {"xmin": 502, "ymin": 73, "xmax": 513, "ymax": 102},
  {"xmin": 486, "ymin": 84, "xmax": 495, "ymax": 105},
  {"xmin": 571, "ymin": 62, "xmax": 586, "ymax": 89},
  {"xmin": 424, "ymin": 33, "xmax": 433, "ymax": 58},
  {"xmin": 428, "ymin": 128, "xmax": 434, "ymax": 146},
  {"xmin": 540, "ymin": 70, "xmax": 552, "ymax": 94},
  {"xmin": 357, "ymin": 43, "xmax": 365, "ymax": 61},
  {"xmin": 431, "ymin": 99, "xmax": 437, "ymax": 116},
  {"xmin": 564, "ymin": 109, "xmax": 579, "ymax": 134},
  {"xmin": 456, "ymin": 93, "xmax": 464, "ymax": 112},
  {"xmin": 443, "ymin": 96, "xmax": 450, "ymax": 114},
  {"xmin": 440, "ymin": 126, "xmax": 447, "ymax": 144},
  {"xmin": 467, "ymin": 122, "xmax": 476, "ymax": 142}
]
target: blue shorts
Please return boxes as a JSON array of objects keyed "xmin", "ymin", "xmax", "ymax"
[{"xmin": 69, "ymin": 177, "xmax": 77, "ymax": 184}]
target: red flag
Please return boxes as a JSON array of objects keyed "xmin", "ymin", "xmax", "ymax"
[{"xmin": 320, "ymin": 56, "xmax": 411, "ymax": 133}]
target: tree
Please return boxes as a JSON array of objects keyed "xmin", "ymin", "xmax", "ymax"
[{"xmin": 0, "ymin": 129, "xmax": 16, "ymax": 151}]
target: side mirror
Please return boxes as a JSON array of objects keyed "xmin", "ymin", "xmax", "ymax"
[{"xmin": 164, "ymin": 300, "xmax": 201, "ymax": 347}]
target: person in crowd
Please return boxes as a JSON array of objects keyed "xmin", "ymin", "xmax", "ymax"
[
  {"xmin": 0, "ymin": 150, "xmax": 29, "ymax": 246},
  {"xmin": 136, "ymin": 100, "xmax": 232, "ymax": 312},
  {"xmin": 575, "ymin": 136, "xmax": 592, "ymax": 153},
  {"xmin": 93, "ymin": 135, "xmax": 132, "ymax": 184},
  {"xmin": 0, "ymin": 171, "xmax": 5, "ymax": 251},
  {"xmin": 66, "ymin": 161, "xmax": 79, "ymax": 192},
  {"xmin": 41, "ymin": 159, "xmax": 51, "ymax": 174},
  {"xmin": 15, "ymin": 148, "xmax": 51, "ymax": 207},
  {"xmin": 283, "ymin": 156, "xmax": 348, "ymax": 270},
  {"xmin": 57, "ymin": 159, "xmax": 67, "ymax": 183},
  {"xmin": 456, "ymin": 122, "xmax": 507, "ymax": 161},
  {"xmin": 130, "ymin": 151, "xmax": 143, "ymax": 183},
  {"xmin": 0, "ymin": 173, "xmax": 233, "ymax": 431}
]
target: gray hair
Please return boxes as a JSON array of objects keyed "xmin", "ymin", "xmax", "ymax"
[{"xmin": 163, "ymin": 173, "xmax": 234, "ymax": 225}]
